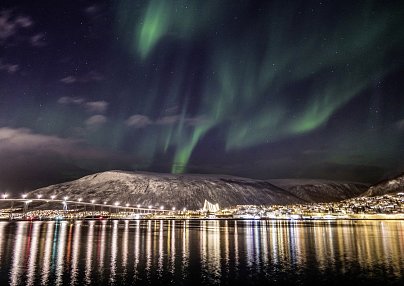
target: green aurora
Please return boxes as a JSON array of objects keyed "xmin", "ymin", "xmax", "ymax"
[{"xmin": 116, "ymin": 0, "xmax": 404, "ymax": 173}]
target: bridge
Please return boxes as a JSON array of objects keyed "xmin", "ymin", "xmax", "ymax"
[{"xmin": 0, "ymin": 197, "xmax": 175, "ymax": 215}]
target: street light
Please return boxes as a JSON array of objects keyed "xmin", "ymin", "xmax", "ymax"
[
  {"xmin": 78, "ymin": 198, "xmax": 83, "ymax": 202},
  {"xmin": 137, "ymin": 204, "xmax": 140, "ymax": 208},
  {"xmin": 114, "ymin": 201, "xmax": 119, "ymax": 206},
  {"xmin": 51, "ymin": 195, "xmax": 56, "ymax": 200},
  {"xmin": 160, "ymin": 206, "xmax": 164, "ymax": 210},
  {"xmin": 126, "ymin": 203, "xmax": 130, "ymax": 207},
  {"xmin": 172, "ymin": 207, "xmax": 176, "ymax": 211},
  {"xmin": 91, "ymin": 199, "xmax": 95, "ymax": 204},
  {"xmin": 22, "ymin": 194, "xmax": 27, "ymax": 199},
  {"xmin": 2, "ymin": 193, "xmax": 7, "ymax": 200},
  {"xmin": 37, "ymin": 194, "xmax": 42, "ymax": 199},
  {"xmin": 64, "ymin": 196, "xmax": 69, "ymax": 201}
]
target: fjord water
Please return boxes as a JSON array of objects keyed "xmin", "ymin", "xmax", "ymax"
[{"xmin": 0, "ymin": 220, "xmax": 403, "ymax": 285}]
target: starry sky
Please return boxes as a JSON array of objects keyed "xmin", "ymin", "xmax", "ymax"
[{"xmin": 1, "ymin": 0, "xmax": 403, "ymax": 192}]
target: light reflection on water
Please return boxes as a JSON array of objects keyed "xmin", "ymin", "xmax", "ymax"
[{"xmin": 0, "ymin": 220, "xmax": 403, "ymax": 285}]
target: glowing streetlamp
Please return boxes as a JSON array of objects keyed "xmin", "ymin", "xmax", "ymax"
[
  {"xmin": 160, "ymin": 206, "xmax": 164, "ymax": 210},
  {"xmin": 91, "ymin": 199, "xmax": 95, "ymax": 204},
  {"xmin": 126, "ymin": 203, "xmax": 130, "ymax": 207},
  {"xmin": 137, "ymin": 204, "xmax": 140, "ymax": 208},
  {"xmin": 78, "ymin": 198, "xmax": 83, "ymax": 202},
  {"xmin": 2, "ymin": 193, "xmax": 7, "ymax": 200},
  {"xmin": 64, "ymin": 196, "xmax": 69, "ymax": 201},
  {"xmin": 172, "ymin": 207, "xmax": 176, "ymax": 211},
  {"xmin": 22, "ymin": 194, "xmax": 27, "ymax": 199},
  {"xmin": 37, "ymin": 194, "xmax": 42, "ymax": 199},
  {"xmin": 51, "ymin": 195, "xmax": 56, "ymax": 200}
]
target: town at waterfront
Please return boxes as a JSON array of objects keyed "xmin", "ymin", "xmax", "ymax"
[{"xmin": 1, "ymin": 192, "xmax": 403, "ymax": 221}]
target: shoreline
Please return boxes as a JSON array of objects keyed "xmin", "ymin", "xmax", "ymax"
[{"xmin": 1, "ymin": 216, "xmax": 404, "ymax": 222}]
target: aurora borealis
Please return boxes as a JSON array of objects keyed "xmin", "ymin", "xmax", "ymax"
[{"xmin": 0, "ymin": 0, "xmax": 403, "ymax": 192}]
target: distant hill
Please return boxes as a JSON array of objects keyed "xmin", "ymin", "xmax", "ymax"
[
  {"xmin": 362, "ymin": 173, "xmax": 404, "ymax": 197},
  {"xmin": 269, "ymin": 179, "xmax": 368, "ymax": 203},
  {"xmin": 29, "ymin": 171, "xmax": 369, "ymax": 209}
]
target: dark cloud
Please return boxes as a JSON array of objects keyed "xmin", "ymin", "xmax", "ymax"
[
  {"xmin": 0, "ymin": 58, "xmax": 19, "ymax": 74},
  {"xmin": 155, "ymin": 115, "xmax": 181, "ymax": 125},
  {"xmin": 164, "ymin": 105, "xmax": 180, "ymax": 115},
  {"xmin": 0, "ymin": 10, "xmax": 32, "ymax": 42},
  {"xmin": 85, "ymin": 101, "xmax": 109, "ymax": 113},
  {"xmin": 0, "ymin": 9, "xmax": 46, "ymax": 47},
  {"xmin": 60, "ymin": 71, "xmax": 104, "ymax": 84},
  {"xmin": 125, "ymin": 114, "xmax": 153, "ymax": 128},
  {"xmin": 126, "ymin": 114, "xmax": 209, "ymax": 128},
  {"xmin": 30, "ymin": 32, "xmax": 46, "ymax": 47},
  {"xmin": 0, "ymin": 127, "xmax": 136, "ymax": 193},
  {"xmin": 57, "ymin": 97, "xmax": 108, "ymax": 113},
  {"xmin": 84, "ymin": 5, "xmax": 101, "ymax": 16},
  {"xmin": 57, "ymin": 96, "xmax": 85, "ymax": 105},
  {"xmin": 85, "ymin": 115, "xmax": 107, "ymax": 127}
]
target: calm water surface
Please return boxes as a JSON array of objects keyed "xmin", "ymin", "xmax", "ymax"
[{"xmin": 0, "ymin": 220, "xmax": 403, "ymax": 285}]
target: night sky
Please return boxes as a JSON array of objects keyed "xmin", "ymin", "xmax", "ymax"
[{"xmin": 1, "ymin": 0, "xmax": 403, "ymax": 193}]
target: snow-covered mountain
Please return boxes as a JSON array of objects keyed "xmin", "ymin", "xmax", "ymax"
[
  {"xmin": 30, "ymin": 171, "xmax": 368, "ymax": 209},
  {"xmin": 362, "ymin": 173, "xmax": 404, "ymax": 197},
  {"xmin": 30, "ymin": 171, "xmax": 305, "ymax": 209},
  {"xmin": 269, "ymin": 179, "xmax": 368, "ymax": 203}
]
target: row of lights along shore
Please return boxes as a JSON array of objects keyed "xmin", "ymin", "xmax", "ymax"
[{"xmin": 1, "ymin": 193, "xmax": 186, "ymax": 211}]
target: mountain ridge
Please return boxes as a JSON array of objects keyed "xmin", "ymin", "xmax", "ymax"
[
  {"xmin": 362, "ymin": 173, "xmax": 404, "ymax": 197},
  {"xmin": 29, "ymin": 170, "xmax": 368, "ymax": 209}
]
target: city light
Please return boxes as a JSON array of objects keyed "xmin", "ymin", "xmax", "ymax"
[
  {"xmin": 1, "ymin": 192, "xmax": 402, "ymax": 220},
  {"xmin": 137, "ymin": 204, "xmax": 140, "ymax": 208},
  {"xmin": 37, "ymin": 194, "xmax": 42, "ymax": 199},
  {"xmin": 64, "ymin": 196, "xmax": 69, "ymax": 201},
  {"xmin": 22, "ymin": 194, "xmax": 27, "ymax": 199},
  {"xmin": 51, "ymin": 195, "xmax": 56, "ymax": 200},
  {"xmin": 78, "ymin": 198, "xmax": 83, "ymax": 202}
]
